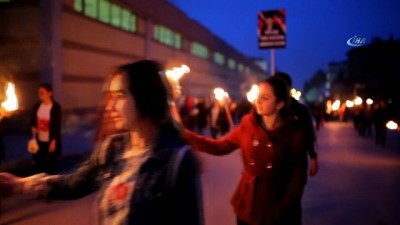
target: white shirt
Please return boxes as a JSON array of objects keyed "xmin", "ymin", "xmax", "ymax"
[{"xmin": 37, "ymin": 103, "xmax": 53, "ymax": 142}]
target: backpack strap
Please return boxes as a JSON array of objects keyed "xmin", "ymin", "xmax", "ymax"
[{"xmin": 166, "ymin": 145, "xmax": 191, "ymax": 190}]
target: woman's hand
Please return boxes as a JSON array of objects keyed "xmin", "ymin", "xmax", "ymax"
[{"xmin": 22, "ymin": 174, "xmax": 61, "ymax": 197}]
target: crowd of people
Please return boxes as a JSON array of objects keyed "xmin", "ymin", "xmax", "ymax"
[
  {"xmin": 0, "ymin": 59, "xmax": 320, "ymax": 225},
  {"xmin": 351, "ymin": 99, "xmax": 390, "ymax": 147}
]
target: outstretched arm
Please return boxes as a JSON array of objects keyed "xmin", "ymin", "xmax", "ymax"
[{"xmin": 184, "ymin": 125, "xmax": 241, "ymax": 156}]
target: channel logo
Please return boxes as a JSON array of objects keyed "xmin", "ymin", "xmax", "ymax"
[{"xmin": 347, "ymin": 35, "xmax": 366, "ymax": 47}]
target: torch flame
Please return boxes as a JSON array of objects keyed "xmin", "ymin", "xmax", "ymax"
[
  {"xmin": 166, "ymin": 64, "xmax": 190, "ymax": 82},
  {"xmin": 214, "ymin": 87, "xmax": 228, "ymax": 102},
  {"xmin": 386, "ymin": 120, "xmax": 398, "ymax": 130},
  {"xmin": 165, "ymin": 64, "xmax": 190, "ymax": 100},
  {"xmin": 246, "ymin": 84, "xmax": 259, "ymax": 103},
  {"xmin": 1, "ymin": 82, "xmax": 19, "ymax": 111}
]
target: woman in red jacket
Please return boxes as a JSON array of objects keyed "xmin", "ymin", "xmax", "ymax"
[{"xmin": 184, "ymin": 76, "xmax": 309, "ymax": 225}]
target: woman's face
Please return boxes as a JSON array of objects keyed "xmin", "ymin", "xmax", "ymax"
[
  {"xmin": 104, "ymin": 74, "xmax": 138, "ymax": 132},
  {"xmin": 254, "ymin": 82, "xmax": 284, "ymax": 117},
  {"xmin": 38, "ymin": 87, "xmax": 52, "ymax": 103}
]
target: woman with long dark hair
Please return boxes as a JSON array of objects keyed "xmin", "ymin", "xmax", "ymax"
[
  {"xmin": 0, "ymin": 60, "xmax": 203, "ymax": 225},
  {"xmin": 183, "ymin": 76, "xmax": 309, "ymax": 225}
]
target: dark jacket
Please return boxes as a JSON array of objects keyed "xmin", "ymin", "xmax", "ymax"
[
  {"xmin": 185, "ymin": 111, "xmax": 308, "ymax": 225},
  {"xmin": 288, "ymin": 97, "xmax": 317, "ymax": 159},
  {"xmin": 30, "ymin": 101, "xmax": 62, "ymax": 155},
  {"xmin": 46, "ymin": 126, "xmax": 203, "ymax": 225}
]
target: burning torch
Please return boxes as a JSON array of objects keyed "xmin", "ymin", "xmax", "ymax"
[
  {"xmin": 246, "ymin": 84, "xmax": 259, "ymax": 104},
  {"xmin": 165, "ymin": 64, "xmax": 190, "ymax": 124},
  {"xmin": 213, "ymin": 87, "xmax": 234, "ymax": 129},
  {"xmin": 0, "ymin": 82, "xmax": 19, "ymax": 120}
]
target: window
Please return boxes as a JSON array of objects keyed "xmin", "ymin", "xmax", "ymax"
[
  {"xmin": 74, "ymin": 0, "xmax": 83, "ymax": 12},
  {"xmin": 121, "ymin": 9, "xmax": 131, "ymax": 31},
  {"xmin": 238, "ymin": 63, "xmax": 244, "ymax": 72},
  {"xmin": 228, "ymin": 58, "xmax": 236, "ymax": 70},
  {"xmin": 153, "ymin": 25, "xmax": 182, "ymax": 49},
  {"xmin": 74, "ymin": 0, "xmax": 137, "ymax": 33},
  {"xmin": 99, "ymin": 0, "xmax": 110, "ymax": 23},
  {"xmin": 84, "ymin": 0, "xmax": 97, "ymax": 19},
  {"xmin": 191, "ymin": 42, "xmax": 209, "ymax": 58},
  {"xmin": 174, "ymin": 34, "xmax": 182, "ymax": 49},
  {"xmin": 214, "ymin": 52, "xmax": 225, "ymax": 65},
  {"xmin": 110, "ymin": 4, "xmax": 121, "ymax": 27},
  {"xmin": 129, "ymin": 14, "xmax": 137, "ymax": 32}
]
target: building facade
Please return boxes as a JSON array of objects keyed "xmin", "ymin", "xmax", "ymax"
[{"xmin": 0, "ymin": 0, "xmax": 267, "ymax": 125}]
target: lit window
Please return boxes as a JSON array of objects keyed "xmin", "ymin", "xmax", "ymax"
[
  {"xmin": 121, "ymin": 9, "xmax": 131, "ymax": 31},
  {"xmin": 110, "ymin": 4, "xmax": 121, "ymax": 27},
  {"xmin": 153, "ymin": 25, "xmax": 182, "ymax": 49},
  {"xmin": 129, "ymin": 14, "xmax": 137, "ymax": 32},
  {"xmin": 238, "ymin": 63, "xmax": 244, "ymax": 72},
  {"xmin": 84, "ymin": 0, "xmax": 97, "ymax": 19},
  {"xmin": 228, "ymin": 58, "xmax": 236, "ymax": 70},
  {"xmin": 74, "ymin": 0, "xmax": 83, "ymax": 12},
  {"xmin": 214, "ymin": 52, "xmax": 225, "ymax": 65},
  {"xmin": 191, "ymin": 42, "xmax": 209, "ymax": 58},
  {"xmin": 99, "ymin": 0, "xmax": 110, "ymax": 23},
  {"xmin": 174, "ymin": 34, "xmax": 182, "ymax": 49}
]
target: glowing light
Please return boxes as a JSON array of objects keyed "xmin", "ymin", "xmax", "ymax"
[
  {"xmin": 290, "ymin": 88, "xmax": 302, "ymax": 101},
  {"xmin": 326, "ymin": 100, "xmax": 332, "ymax": 114},
  {"xmin": 354, "ymin": 96, "xmax": 363, "ymax": 105},
  {"xmin": 165, "ymin": 64, "xmax": 190, "ymax": 99},
  {"xmin": 213, "ymin": 87, "xmax": 228, "ymax": 102},
  {"xmin": 331, "ymin": 100, "xmax": 341, "ymax": 111},
  {"xmin": 386, "ymin": 120, "xmax": 398, "ymax": 130},
  {"xmin": 246, "ymin": 84, "xmax": 259, "ymax": 103},
  {"xmin": 165, "ymin": 64, "xmax": 190, "ymax": 81},
  {"xmin": 1, "ymin": 82, "xmax": 19, "ymax": 111},
  {"xmin": 345, "ymin": 100, "xmax": 354, "ymax": 108},
  {"xmin": 366, "ymin": 98, "xmax": 373, "ymax": 105}
]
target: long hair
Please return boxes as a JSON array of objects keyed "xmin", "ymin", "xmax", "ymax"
[
  {"xmin": 95, "ymin": 60, "xmax": 181, "ymax": 140},
  {"xmin": 262, "ymin": 76, "xmax": 290, "ymax": 119}
]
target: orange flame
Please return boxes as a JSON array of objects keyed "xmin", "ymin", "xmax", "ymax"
[{"xmin": 1, "ymin": 82, "xmax": 19, "ymax": 111}]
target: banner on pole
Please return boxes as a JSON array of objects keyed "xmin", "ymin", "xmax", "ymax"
[{"xmin": 258, "ymin": 9, "xmax": 286, "ymax": 49}]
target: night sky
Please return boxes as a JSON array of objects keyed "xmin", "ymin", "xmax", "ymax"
[{"xmin": 171, "ymin": 0, "xmax": 400, "ymax": 90}]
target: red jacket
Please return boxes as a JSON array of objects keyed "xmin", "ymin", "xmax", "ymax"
[{"xmin": 184, "ymin": 111, "xmax": 308, "ymax": 225}]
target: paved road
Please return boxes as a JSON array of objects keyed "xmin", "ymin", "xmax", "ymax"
[{"xmin": 1, "ymin": 121, "xmax": 400, "ymax": 225}]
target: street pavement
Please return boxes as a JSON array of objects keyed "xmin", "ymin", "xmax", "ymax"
[{"xmin": 1, "ymin": 121, "xmax": 400, "ymax": 225}]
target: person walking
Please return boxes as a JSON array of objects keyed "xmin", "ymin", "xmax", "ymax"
[
  {"xmin": 373, "ymin": 99, "xmax": 389, "ymax": 147},
  {"xmin": 30, "ymin": 83, "xmax": 62, "ymax": 174},
  {"xmin": 0, "ymin": 60, "xmax": 204, "ymax": 225},
  {"xmin": 182, "ymin": 76, "xmax": 310, "ymax": 225},
  {"xmin": 273, "ymin": 72, "xmax": 318, "ymax": 176}
]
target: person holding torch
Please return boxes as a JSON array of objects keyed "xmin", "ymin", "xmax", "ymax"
[
  {"xmin": 172, "ymin": 76, "xmax": 310, "ymax": 225},
  {"xmin": 0, "ymin": 60, "xmax": 203, "ymax": 225},
  {"xmin": 209, "ymin": 88, "xmax": 234, "ymax": 138}
]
